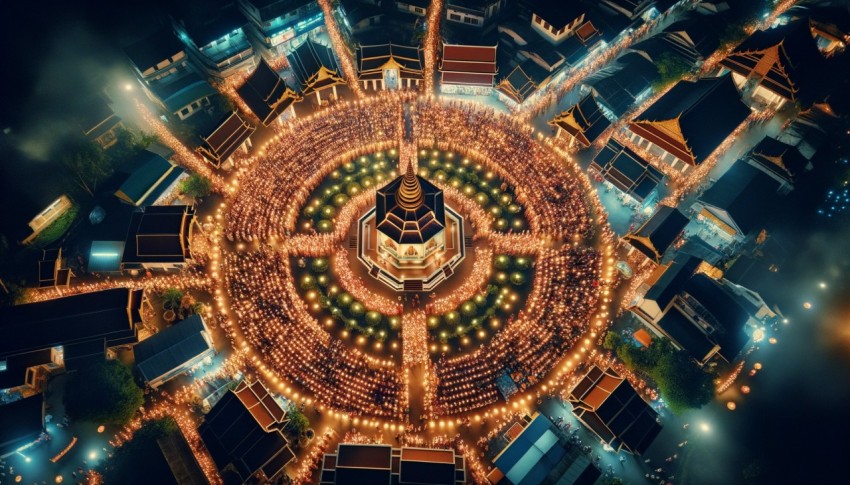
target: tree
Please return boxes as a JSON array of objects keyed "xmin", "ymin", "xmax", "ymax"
[
  {"xmin": 284, "ymin": 403, "xmax": 309, "ymax": 438},
  {"xmin": 63, "ymin": 360, "xmax": 144, "ymax": 425},
  {"xmin": 606, "ymin": 332, "xmax": 714, "ymax": 413},
  {"xmin": 653, "ymin": 53, "xmax": 693, "ymax": 91},
  {"xmin": 180, "ymin": 174, "xmax": 212, "ymax": 199},
  {"xmin": 62, "ymin": 141, "xmax": 112, "ymax": 196},
  {"xmin": 161, "ymin": 288, "xmax": 184, "ymax": 310},
  {"xmin": 108, "ymin": 128, "xmax": 158, "ymax": 165}
]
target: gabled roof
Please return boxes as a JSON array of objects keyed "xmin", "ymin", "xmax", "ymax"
[
  {"xmin": 440, "ymin": 43, "xmax": 498, "ymax": 86},
  {"xmin": 550, "ymin": 94, "xmax": 611, "ymax": 147},
  {"xmin": 376, "ymin": 165, "xmax": 446, "ymax": 244},
  {"xmin": 747, "ymin": 136, "xmax": 809, "ymax": 185},
  {"xmin": 125, "ymin": 27, "xmax": 185, "ymax": 74},
  {"xmin": 199, "ymin": 380, "xmax": 294, "ymax": 482},
  {"xmin": 643, "ymin": 255, "xmax": 701, "ymax": 310},
  {"xmin": 662, "ymin": 16, "xmax": 721, "ymax": 59},
  {"xmin": 0, "ymin": 349, "xmax": 52, "ymax": 390},
  {"xmin": 699, "ymin": 161, "xmax": 780, "ymax": 236},
  {"xmin": 623, "ymin": 205, "xmax": 689, "ymax": 263},
  {"xmin": 287, "ymin": 39, "xmax": 346, "ymax": 96},
  {"xmin": 590, "ymin": 139, "xmax": 664, "ymax": 203},
  {"xmin": 358, "ymin": 43, "xmax": 424, "ymax": 80},
  {"xmin": 122, "ymin": 205, "xmax": 194, "ymax": 265},
  {"xmin": 568, "ymin": 366, "xmax": 661, "ymax": 455},
  {"xmin": 683, "ymin": 274, "xmax": 753, "ymax": 361},
  {"xmin": 237, "ymin": 59, "xmax": 302, "ymax": 125},
  {"xmin": 492, "ymin": 414, "xmax": 568, "ymax": 485},
  {"xmin": 133, "ymin": 315, "xmax": 213, "ymax": 385},
  {"xmin": 496, "ymin": 63, "xmax": 537, "ymax": 104},
  {"xmin": 590, "ymin": 53, "xmax": 659, "ymax": 116},
  {"xmin": 399, "ymin": 448, "xmax": 459, "ymax": 485},
  {"xmin": 0, "ymin": 395, "xmax": 44, "ymax": 456},
  {"xmin": 720, "ymin": 19, "xmax": 827, "ymax": 106},
  {"xmin": 197, "ymin": 111, "xmax": 255, "ymax": 165},
  {"xmin": 115, "ymin": 151, "xmax": 184, "ymax": 206},
  {"xmin": 151, "ymin": 72, "xmax": 218, "ymax": 114},
  {"xmin": 656, "ymin": 306, "xmax": 718, "ymax": 362},
  {"xmin": 0, "ymin": 288, "xmax": 142, "ymax": 359},
  {"xmin": 526, "ymin": 0, "xmax": 586, "ymax": 30},
  {"xmin": 629, "ymin": 74, "xmax": 750, "ymax": 166},
  {"xmin": 77, "ymin": 94, "xmax": 121, "ymax": 137},
  {"xmin": 334, "ymin": 444, "xmax": 393, "ymax": 484}
]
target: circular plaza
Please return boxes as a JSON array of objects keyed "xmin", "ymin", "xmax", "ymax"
[{"xmin": 215, "ymin": 92, "xmax": 615, "ymax": 422}]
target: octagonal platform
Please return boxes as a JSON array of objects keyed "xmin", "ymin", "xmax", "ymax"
[{"xmin": 357, "ymin": 206, "xmax": 465, "ymax": 292}]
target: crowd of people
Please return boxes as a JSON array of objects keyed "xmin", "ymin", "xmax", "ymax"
[
  {"xmin": 412, "ymin": 98, "xmax": 595, "ymax": 242},
  {"xmin": 223, "ymin": 246, "xmax": 403, "ymax": 418},
  {"xmin": 219, "ymin": 94, "xmax": 605, "ymax": 419},
  {"xmin": 225, "ymin": 95, "xmax": 409, "ymax": 241},
  {"xmin": 432, "ymin": 246, "xmax": 602, "ymax": 415}
]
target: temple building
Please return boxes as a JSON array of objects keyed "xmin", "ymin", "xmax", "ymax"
[
  {"xmin": 720, "ymin": 20, "xmax": 827, "ymax": 109},
  {"xmin": 629, "ymin": 256, "xmax": 775, "ymax": 365},
  {"xmin": 439, "ymin": 43, "xmax": 498, "ymax": 95},
  {"xmin": 358, "ymin": 164, "xmax": 465, "ymax": 292},
  {"xmin": 375, "ymin": 164, "xmax": 446, "ymax": 269},
  {"xmin": 590, "ymin": 138, "xmax": 664, "ymax": 208},
  {"xmin": 237, "ymin": 58, "xmax": 302, "ymax": 125},
  {"xmin": 320, "ymin": 443, "xmax": 466, "ymax": 485},
  {"xmin": 627, "ymin": 74, "xmax": 750, "ymax": 172},
  {"xmin": 199, "ymin": 379, "xmax": 295, "ymax": 483},
  {"xmin": 745, "ymin": 136, "xmax": 811, "ymax": 194},
  {"xmin": 691, "ymin": 161, "xmax": 783, "ymax": 247},
  {"xmin": 287, "ymin": 38, "xmax": 346, "ymax": 103},
  {"xmin": 549, "ymin": 93, "xmax": 612, "ymax": 148},
  {"xmin": 357, "ymin": 43, "xmax": 424, "ymax": 91},
  {"xmin": 568, "ymin": 365, "xmax": 662, "ymax": 455},
  {"xmin": 197, "ymin": 111, "xmax": 256, "ymax": 168},
  {"xmin": 623, "ymin": 205, "xmax": 689, "ymax": 264}
]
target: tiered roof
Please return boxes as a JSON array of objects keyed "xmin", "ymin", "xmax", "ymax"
[
  {"xmin": 628, "ymin": 74, "xmax": 750, "ymax": 166},
  {"xmin": 357, "ymin": 43, "xmax": 424, "ymax": 81},
  {"xmin": 376, "ymin": 165, "xmax": 446, "ymax": 244},
  {"xmin": 746, "ymin": 136, "xmax": 809, "ymax": 186},
  {"xmin": 549, "ymin": 93, "xmax": 611, "ymax": 147},
  {"xmin": 288, "ymin": 39, "xmax": 346, "ymax": 97},
  {"xmin": 197, "ymin": 111, "xmax": 255, "ymax": 167},
  {"xmin": 440, "ymin": 44, "xmax": 498, "ymax": 87},
  {"xmin": 720, "ymin": 20, "xmax": 827, "ymax": 106},
  {"xmin": 496, "ymin": 60, "xmax": 537, "ymax": 104},
  {"xmin": 623, "ymin": 205, "xmax": 689, "ymax": 263},
  {"xmin": 237, "ymin": 59, "xmax": 301, "ymax": 125}
]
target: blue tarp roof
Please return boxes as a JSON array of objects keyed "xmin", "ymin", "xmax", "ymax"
[{"xmin": 494, "ymin": 415, "xmax": 566, "ymax": 485}]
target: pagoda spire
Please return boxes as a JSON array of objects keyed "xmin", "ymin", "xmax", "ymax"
[{"xmin": 398, "ymin": 163, "xmax": 424, "ymax": 210}]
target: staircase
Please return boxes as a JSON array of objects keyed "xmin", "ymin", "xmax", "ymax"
[{"xmin": 403, "ymin": 279, "xmax": 423, "ymax": 292}]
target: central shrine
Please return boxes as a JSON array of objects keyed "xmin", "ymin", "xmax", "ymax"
[
  {"xmin": 357, "ymin": 161, "xmax": 465, "ymax": 292},
  {"xmin": 375, "ymin": 164, "xmax": 446, "ymax": 269}
]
